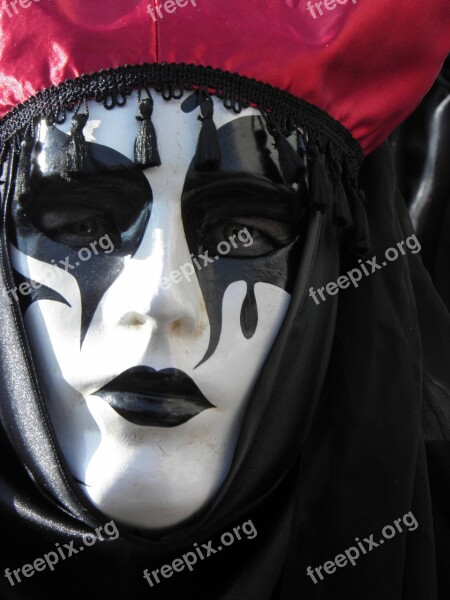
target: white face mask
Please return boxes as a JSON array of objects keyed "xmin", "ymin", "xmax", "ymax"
[{"xmin": 10, "ymin": 92, "xmax": 304, "ymax": 530}]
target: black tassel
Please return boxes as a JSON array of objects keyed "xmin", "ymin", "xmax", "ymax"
[
  {"xmin": 352, "ymin": 190, "xmax": 370, "ymax": 256},
  {"xmin": 134, "ymin": 94, "xmax": 161, "ymax": 168},
  {"xmin": 62, "ymin": 112, "xmax": 92, "ymax": 177},
  {"xmin": 14, "ymin": 128, "xmax": 34, "ymax": 203},
  {"xmin": 271, "ymin": 127, "xmax": 304, "ymax": 185},
  {"xmin": 194, "ymin": 94, "xmax": 221, "ymax": 171},
  {"xmin": 308, "ymin": 143, "xmax": 333, "ymax": 213},
  {"xmin": 332, "ymin": 162, "xmax": 352, "ymax": 228}
]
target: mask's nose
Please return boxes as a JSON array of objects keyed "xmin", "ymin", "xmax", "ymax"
[
  {"xmin": 107, "ymin": 196, "xmax": 206, "ymax": 338},
  {"xmin": 86, "ymin": 93, "xmax": 212, "ymax": 355}
]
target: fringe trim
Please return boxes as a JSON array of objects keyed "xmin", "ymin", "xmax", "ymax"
[{"xmin": 0, "ymin": 62, "xmax": 368, "ymax": 254}]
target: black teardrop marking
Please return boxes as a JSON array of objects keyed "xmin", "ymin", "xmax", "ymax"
[{"xmin": 240, "ymin": 283, "xmax": 258, "ymax": 340}]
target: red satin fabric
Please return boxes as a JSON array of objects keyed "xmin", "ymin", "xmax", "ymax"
[{"xmin": 0, "ymin": 0, "xmax": 449, "ymax": 155}]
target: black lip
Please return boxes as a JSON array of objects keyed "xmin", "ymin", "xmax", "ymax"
[{"xmin": 94, "ymin": 367, "xmax": 214, "ymax": 427}]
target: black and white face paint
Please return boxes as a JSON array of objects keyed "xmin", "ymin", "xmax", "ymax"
[{"xmin": 8, "ymin": 92, "xmax": 308, "ymax": 529}]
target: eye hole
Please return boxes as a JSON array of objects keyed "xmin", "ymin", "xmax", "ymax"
[
  {"xmin": 23, "ymin": 204, "xmax": 122, "ymax": 251},
  {"xmin": 51, "ymin": 215, "xmax": 120, "ymax": 249},
  {"xmin": 68, "ymin": 219, "xmax": 100, "ymax": 237},
  {"xmin": 199, "ymin": 218, "xmax": 297, "ymax": 258},
  {"xmin": 223, "ymin": 223, "xmax": 253, "ymax": 239}
]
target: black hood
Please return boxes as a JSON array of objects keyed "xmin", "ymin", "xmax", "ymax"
[{"xmin": 0, "ymin": 141, "xmax": 450, "ymax": 600}]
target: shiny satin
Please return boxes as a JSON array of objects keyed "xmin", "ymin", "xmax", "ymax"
[
  {"xmin": 393, "ymin": 61, "xmax": 450, "ymax": 312},
  {"xmin": 0, "ymin": 1, "xmax": 449, "ymax": 155}
]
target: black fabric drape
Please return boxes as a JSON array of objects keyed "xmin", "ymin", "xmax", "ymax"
[{"xmin": 0, "ymin": 141, "xmax": 449, "ymax": 599}]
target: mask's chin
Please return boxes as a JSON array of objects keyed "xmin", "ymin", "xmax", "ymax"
[{"xmin": 80, "ymin": 396, "xmax": 237, "ymax": 530}]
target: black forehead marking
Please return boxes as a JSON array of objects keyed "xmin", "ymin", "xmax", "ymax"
[
  {"xmin": 180, "ymin": 95, "xmax": 282, "ymax": 183},
  {"xmin": 182, "ymin": 114, "xmax": 283, "ymax": 183},
  {"xmin": 217, "ymin": 115, "xmax": 283, "ymax": 181}
]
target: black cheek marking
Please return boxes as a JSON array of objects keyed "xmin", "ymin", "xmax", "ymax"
[
  {"xmin": 240, "ymin": 283, "xmax": 258, "ymax": 339},
  {"xmin": 13, "ymin": 271, "xmax": 71, "ymax": 311},
  {"xmin": 15, "ymin": 234, "xmax": 124, "ymax": 347},
  {"xmin": 194, "ymin": 242, "xmax": 299, "ymax": 368},
  {"xmin": 12, "ymin": 232, "xmax": 127, "ymax": 348},
  {"xmin": 77, "ymin": 257, "xmax": 125, "ymax": 347},
  {"xmin": 11, "ymin": 214, "xmax": 148, "ymax": 348}
]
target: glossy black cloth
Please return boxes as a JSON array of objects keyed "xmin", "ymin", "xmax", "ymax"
[
  {"xmin": 392, "ymin": 57, "xmax": 450, "ymax": 310},
  {"xmin": 0, "ymin": 141, "xmax": 450, "ymax": 599}
]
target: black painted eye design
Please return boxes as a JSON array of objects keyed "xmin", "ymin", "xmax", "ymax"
[{"xmin": 20, "ymin": 168, "xmax": 152, "ymax": 254}]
